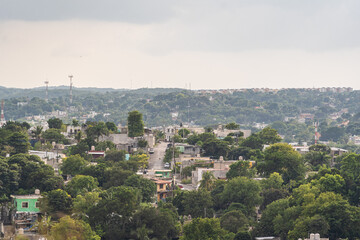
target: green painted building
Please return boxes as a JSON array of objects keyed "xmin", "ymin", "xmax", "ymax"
[
  {"xmin": 11, "ymin": 194, "xmax": 41, "ymax": 213},
  {"xmin": 154, "ymin": 170, "xmax": 172, "ymax": 178}
]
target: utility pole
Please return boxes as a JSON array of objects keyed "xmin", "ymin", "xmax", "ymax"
[{"xmin": 172, "ymin": 126, "xmax": 177, "ymax": 197}]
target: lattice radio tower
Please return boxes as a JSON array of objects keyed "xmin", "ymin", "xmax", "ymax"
[
  {"xmin": 45, "ymin": 81, "xmax": 49, "ymax": 102},
  {"xmin": 0, "ymin": 100, "xmax": 5, "ymax": 127},
  {"xmin": 69, "ymin": 75, "xmax": 73, "ymax": 104}
]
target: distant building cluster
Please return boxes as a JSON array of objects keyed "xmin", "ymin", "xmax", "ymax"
[{"xmin": 194, "ymin": 87, "xmax": 354, "ymax": 95}]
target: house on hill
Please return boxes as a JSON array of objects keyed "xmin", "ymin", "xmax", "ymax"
[{"xmin": 10, "ymin": 190, "xmax": 42, "ymax": 230}]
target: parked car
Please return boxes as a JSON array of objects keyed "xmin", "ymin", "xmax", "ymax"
[
  {"xmin": 164, "ymin": 162, "xmax": 170, "ymax": 168},
  {"xmin": 149, "ymin": 148, "xmax": 154, "ymax": 154}
]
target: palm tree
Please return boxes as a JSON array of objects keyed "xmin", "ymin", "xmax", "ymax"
[
  {"xmin": 74, "ymin": 131, "xmax": 83, "ymax": 143},
  {"xmin": 199, "ymin": 171, "xmax": 216, "ymax": 191},
  {"xmin": 72, "ymin": 119, "xmax": 79, "ymax": 127},
  {"xmin": 31, "ymin": 126, "xmax": 43, "ymax": 140},
  {"xmin": 86, "ymin": 122, "xmax": 109, "ymax": 142}
]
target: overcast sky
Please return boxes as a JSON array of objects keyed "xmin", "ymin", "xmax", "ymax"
[{"xmin": 1, "ymin": 0, "xmax": 360, "ymax": 89}]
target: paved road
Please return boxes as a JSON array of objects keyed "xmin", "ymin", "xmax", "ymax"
[{"xmin": 148, "ymin": 141, "xmax": 168, "ymax": 170}]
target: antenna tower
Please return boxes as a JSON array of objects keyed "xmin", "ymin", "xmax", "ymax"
[
  {"xmin": 0, "ymin": 100, "xmax": 5, "ymax": 127},
  {"xmin": 45, "ymin": 81, "xmax": 49, "ymax": 102},
  {"xmin": 69, "ymin": 75, "xmax": 73, "ymax": 104}
]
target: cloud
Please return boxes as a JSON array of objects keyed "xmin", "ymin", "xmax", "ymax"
[
  {"xmin": 1, "ymin": 0, "xmax": 360, "ymax": 51},
  {"xmin": 0, "ymin": 0, "xmax": 175, "ymax": 23},
  {"xmin": 1, "ymin": 1, "xmax": 360, "ymax": 89}
]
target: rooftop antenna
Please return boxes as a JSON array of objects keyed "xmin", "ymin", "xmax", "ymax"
[
  {"xmin": 69, "ymin": 75, "xmax": 73, "ymax": 104},
  {"xmin": 0, "ymin": 100, "xmax": 5, "ymax": 127},
  {"xmin": 45, "ymin": 80, "xmax": 49, "ymax": 102}
]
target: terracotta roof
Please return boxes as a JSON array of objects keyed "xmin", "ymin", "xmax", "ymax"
[{"xmin": 152, "ymin": 179, "xmax": 171, "ymax": 184}]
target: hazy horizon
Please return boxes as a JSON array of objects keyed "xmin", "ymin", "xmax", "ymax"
[{"xmin": 1, "ymin": 1, "xmax": 360, "ymax": 90}]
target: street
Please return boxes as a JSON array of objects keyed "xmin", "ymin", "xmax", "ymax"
[{"xmin": 148, "ymin": 141, "xmax": 167, "ymax": 170}]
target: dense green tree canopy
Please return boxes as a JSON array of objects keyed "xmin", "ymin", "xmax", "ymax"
[
  {"xmin": 221, "ymin": 177, "xmax": 262, "ymax": 215},
  {"xmin": 258, "ymin": 143, "xmax": 305, "ymax": 183},
  {"xmin": 226, "ymin": 161, "xmax": 255, "ymax": 179},
  {"xmin": 181, "ymin": 218, "xmax": 228, "ymax": 240},
  {"xmin": 48, "ymin": 118, "xmax": 63, "ymax": 129},
  {"xmin": 127, "ymin": 110, "xmax": 144, "ymax": 137},
  {"xmin": 61, "ymin": 155, "xmax": 88, "ymax": 176}
]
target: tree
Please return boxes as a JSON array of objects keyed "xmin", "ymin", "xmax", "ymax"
[
  {"xmin": 181, "ymin": 218, "xmax": 228, "ymax": 240},
  {"xmin": 182, "ymin": 189, "xmax": 214, "ymax": 218},
  {"xmin": 261, "ymin": 172, "xmax": 284, "ymax": 190},
  {"xmin": 226, "ymin": 161, "xmax": 254, "ymax": 179},
  {"xmin": 130, "ymin": 153, "xmax": 149, "ymax": 169},
  {"xmin": 86, "ymin": 122, "xmax": 109, "ymax": 142},
  {"xmin": 311, "ymin": 173, "xmax": 345, "ymax": 194},
  {"xmin": 225, "ymin": 122, "xmax": 240, "ymax": 130},
  {"xmin": 73, "ymin": 192, "xmax": 101, "ymax": 218},
  {"xmin": 202, "ymin": 139, "xmax": 230, "ymax": 159},
  {"xmin": 178, "ymin": 128, "xmax": 190, "ymax": 138},
  {"xmin": 234, "ymin": 231, "xmax": 252, "ymax": 240},
  {"xmin": 88, "ymin": 186, "xmax": 140, "ymax": 239},
  {"xmin": 253, "ymin": 198, "xmax": 290, "ymax": 237},
  {"xmin": 74, "ymin": 131, "xmax": 83, "ymax": 143},
  {"xmin": 137, "ymin": 139, "xmax": 148, "ymax": 148},
  {"xmin": 40, "ymin": 189, "xmax": 72, "ymax": 218},
  {"xmin": 72, "ymin": 119, "xmax": 80, "ymax": 127},
  {"xmin": 0, "ymin": 158, "xmax": 20, "ymax": 196},
  {"xmin": 340, "ymin": 153, "xmax": 360, "ymax": 205},
  {"xmin": 32, "ymin": 216, "xmax": 52, "ymax": 236},
  {"xmin": 241, "ymin": 134, "xmax": 263, "ymax": 150},
  {"xmin": 220, "ymin": 210, "xmax": 248, "ymax": 233},
  {"xmin": 105, "ymin": 121, "xmax": 117, "ymax": 132},
  {"xmin": 258, "ymin": 143, "xmax": 305, "ymax": 183},
  {"xmin": 257, "ymin": 127, "xmax": 282, "ymax": 145},
  {"xmin": 104, "ymin": 149, "xmax": 126, "ymax": 162},
  {"xmin": 61, "ymin": 155, "xmax": 88, "ymax": 176},
  {"xmin": 50, "ymin": 215, "xmax": 100, "ymax": 240},
  {"xmin": 8, "ymin": 132, "xmax": 30, "ymax": 154},
  {"xmin": 131, "ymin": 205, "xmax": 179, "ymax": 240},
  {"xmin": 221, "ymin": 177, "xmax": 262, "ymax": 215},
  {"xmin": 228, "ymin": 146, "xmax": 261, "ymax": 161},
  {"xmin": 68, "ymin": 140, "xmax": 89, "ymax": 157},
  {"xmin": 65, "ymin": 175, "xmax": 99, "ymax": 197},
  {"xmin": 305, "ymin": 144, "xmax": 332, "ymax": 170},
  {"xmin": 103, "ymin": 167, "xmax": 134, "ymax": 189},
  {"xmin": 320, "ymin": 127, "xmax": 346, "ymax": 142},
  {"xmin": 42, "ymin": 128, "xmax": 66, "ymax": 143},
  {"xmin": 31, "ymin": 126, "xmax": 43, "ymax": 140},
  {"xmin": 164, "ymin": 147, "xmax": 180, "ymax": 163},
  {"xmin": 124, "ymin": 174, "xmax": 156, "ymax": 202},
  {"xmin": 128, "ymin": 111, "xmax": 144, "ymax": 137},
  {"xmin": 260, "ymin": 188, "xmax": 289, "ymax": 211},
  {"xmin": 95, "ymin": 141, "xmax": 115, "ymax": 151},
  {"xmin": 241, "ymin": 127, "xmax": 281, "ymax": 150},
  {"xmin": 199, "ymin": 171, "xmax": 216, "ymax": 191},
  {"xmin": 48, "ymin": 118, "xmax": 63, "ymax": 129}
]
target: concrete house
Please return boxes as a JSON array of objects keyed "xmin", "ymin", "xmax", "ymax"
[
  {"xmin": 152, "ymin": 179, "xmax": 172, "ymax": 202},
  {"xmin": 175, "ymin": 143, "xmax": 201, "ymax": 157},
  {"xmin": 11, "ymin": 190, "xmax": 42, "ymax": 229}
]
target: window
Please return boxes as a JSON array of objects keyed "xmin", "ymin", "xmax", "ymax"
[
  {"xmin": 22, "ymin": 202, "xmax": 29, "ymax": 208},
  {"xmin": 35, "ymin": 201, "xmax": 39, "ymax": 208},
  {"xmin": 159, "ymin": 184, "xmax": 164, "ymax": 189}
]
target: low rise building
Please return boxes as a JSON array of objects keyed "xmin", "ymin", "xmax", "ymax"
[
  {"xmin": 191, "ymin": 159, "xmax": 238, "ymax": 186},
  {"xmin": 152, "ymin": 179, "xmax": 172, "ymax": 202},
  {"xmin": 175, "ymin": 143, "xmax": 201, "ymax": 157},
  {"xmin": 11, "ymin": 190, "xmax": 42, "ymax": 230}
]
